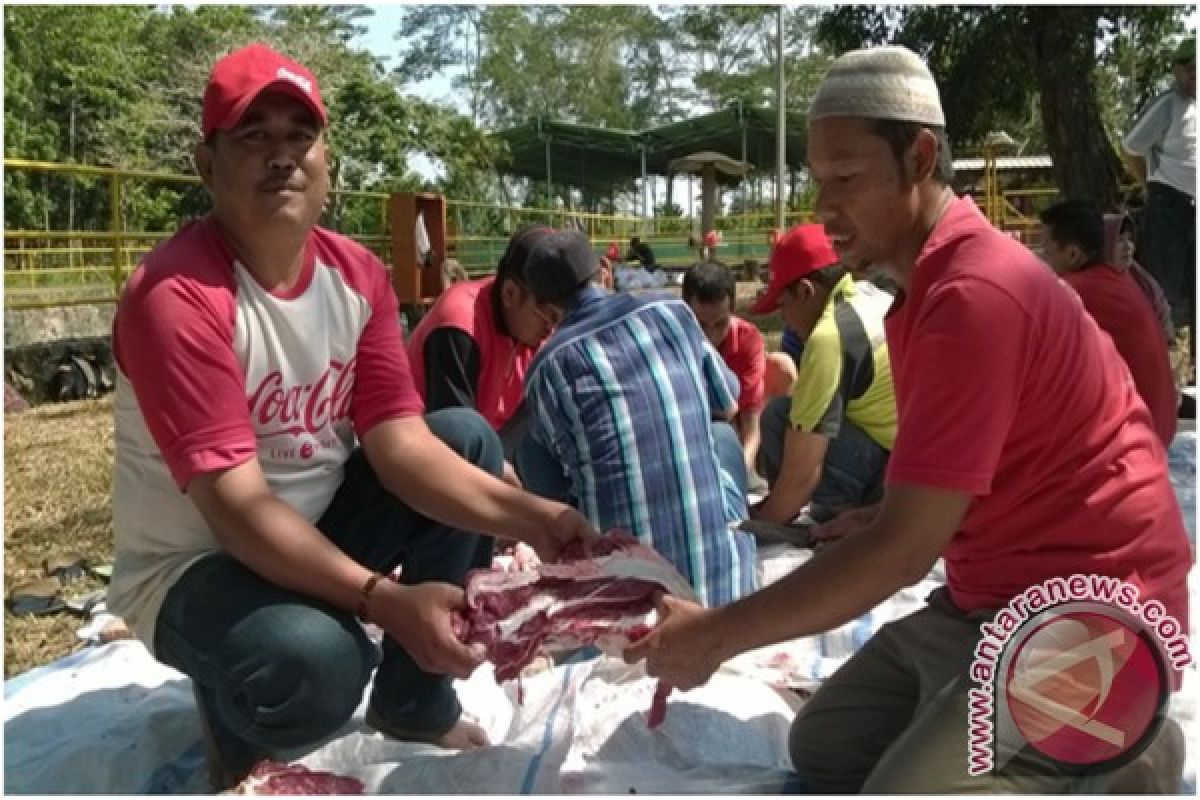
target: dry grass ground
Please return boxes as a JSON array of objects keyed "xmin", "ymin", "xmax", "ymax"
[
  {"xmin": 5, "ymin": 397, "xmax": 114, "ymax": 678},
  {"xmin": 1, "ymin": 282, "xmax": 779, "ymax": 680}
]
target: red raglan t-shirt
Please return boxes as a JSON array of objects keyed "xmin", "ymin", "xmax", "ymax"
[
  {"xmin": 884, "ymin": 197, "xmax": 1190, "ymax": 637},
  {"xmin": 108, "ymin": 217, "xmax": 423, "ymax": 649}
]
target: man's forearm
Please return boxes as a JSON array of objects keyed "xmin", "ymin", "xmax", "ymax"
[
  {"xmin": 737, "ymin": 410, "xmax": 762, "ymax": 470},
  {"xmin": 752, "ymin": 469, "xmax": 819, "ymax": 524},
  {"xmin": 197, "ymin": 477, "xmax": 372, "ymax": 616},
  {"xmin": 710, "ymin": 520, "xmax": 926, "ymax": 659},
  {"xmin": 366, "ymin": 418, "xmax": 559, "ymax": 549},
  {"xmin": 715, "ymin": 486, "xmax": 968, "ymax": 658}
]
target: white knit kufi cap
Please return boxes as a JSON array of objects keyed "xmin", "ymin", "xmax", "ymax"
[{"xmin": 809, "ymin": 45, "xmax": 945, "ymax": 127}]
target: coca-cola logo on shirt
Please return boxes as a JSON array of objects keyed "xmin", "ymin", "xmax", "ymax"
[{"xmin": 248, "ymin": 359, "xmax": 355, "ymax": 437}]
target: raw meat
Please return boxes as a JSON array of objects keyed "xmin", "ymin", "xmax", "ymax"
[
  {"xmin": 453, "ymin": 534, "xmax": 694, "ymax": 728},
  {"xmin": 226, "ymin": 761, "xmax": 365, "ymax": 795}
]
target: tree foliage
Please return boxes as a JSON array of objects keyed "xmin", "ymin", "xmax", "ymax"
[
  {"xmin": 6, "ymin": 4, "xmax": 1188, "ymax": 232},
  {"xmin": 3, "ymin": 5, "xmax": 500, "ymax": 234},
  {"xmin": 815, "ymin": 5, "xmax": 1190, "ymax": 207},
  {"xmin": 393, "ymin": 5, "xmax": 680, "ymax": 129}
]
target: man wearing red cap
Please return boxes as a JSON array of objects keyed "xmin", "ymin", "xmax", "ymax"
[
  {"xmin": 107, "ymin": 43, "xmax": 599, "ymax": 790},
  {"xmin": 748, "ymin": 223, "xmax": 896, "ymax": 528}
]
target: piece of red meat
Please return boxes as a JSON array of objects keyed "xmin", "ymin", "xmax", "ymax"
[
  {"xmin": 453, "ymin": 533, "xmax": 692, "ymax": 728},
  {"xmin": 227, "ymin": 760, "xmax": 365, "ymax": 795}
]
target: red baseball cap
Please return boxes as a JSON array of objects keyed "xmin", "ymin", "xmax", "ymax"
[
  {"xmin": 201, "ymin": 43, "xmax": 328, "ymax": 138},
  {"xmin": 750, "ymin": 224, "xmax": 839, "ymax": 314}
]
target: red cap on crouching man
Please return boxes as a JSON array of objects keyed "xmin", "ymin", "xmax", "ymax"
[
  {"xmin": 750, "ymin": 223, "xmax": 839, "ymax": 315},
  {"xmin": 201, "ymin": 43, "xmax": 328, "ymax": 138}
]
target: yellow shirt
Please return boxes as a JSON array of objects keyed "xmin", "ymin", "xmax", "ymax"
[{"xmin": 789, "ymin": 275, "xmax": 897, "ymax": 450}]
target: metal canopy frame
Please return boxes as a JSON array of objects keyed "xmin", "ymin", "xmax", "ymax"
[{"xmin": 490, "ymin": 104, "xmax": 810, "ymax": 196}]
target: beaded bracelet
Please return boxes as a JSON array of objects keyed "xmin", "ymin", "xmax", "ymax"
[{"xmin": 356, "ymin": 571, "xmax": 385, "ymax": 623}]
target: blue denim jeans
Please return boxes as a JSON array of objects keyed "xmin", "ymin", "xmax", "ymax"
[
  {"xmin": 154, "ymin": 408, "xmax": 500, "ymax": 773},
  {"xmin": 514, "ymin": 420, "xmax": 749, "ymax": 505},
  {"xmin": 758, "ymin": 396, "xmax": 888, "ymax": 523}
]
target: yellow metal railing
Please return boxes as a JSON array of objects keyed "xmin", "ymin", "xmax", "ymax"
[
  {"xmin": 6, "ymin": 158, "xmax": 1057, "ymax": 308},
  {"xmin": 4, "ymin": 160, "xmax": 393, "ymax": 309}
]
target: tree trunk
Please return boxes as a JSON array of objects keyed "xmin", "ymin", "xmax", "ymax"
[{"xmin": 1023, "ymin": 8, "xmax": 1123, "ymax": 209}]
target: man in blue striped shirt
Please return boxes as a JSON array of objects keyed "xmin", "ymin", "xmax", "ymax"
[{"xmin": 515, "ymin": 230, "xmax": 757, "ymax": 607}]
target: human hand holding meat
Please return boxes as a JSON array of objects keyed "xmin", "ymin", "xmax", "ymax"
[
  {"xmin": 623, "ymin": 594, "xmax": 728, "ymax": 691},
  {"xmin": 522, "ymin": 503, "xmax": 606, "ymax": 563},
  {"xmin": 367, "ymin": 580, "xmax": 484, "ymax": 679},
  {"xmin": 453, "ymin": 533, "xmax": 692, "ymax": 726}
]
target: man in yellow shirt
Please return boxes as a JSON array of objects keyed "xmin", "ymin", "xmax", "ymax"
[{"xmin": 749, "ymin": 223, "xmax": 896, "ymax": 526}]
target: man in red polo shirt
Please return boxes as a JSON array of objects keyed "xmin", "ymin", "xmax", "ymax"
[
  {"xmin": 683, "ymin": 260, "xmax": 766, "ymax": 475},
  {"xmin": 1038, "ymin": 199, "xmax": 1178, "ymax": 446},
  {"xmin": 628, "ymin": 45, "xmax": 1190, "ymax": 793}
]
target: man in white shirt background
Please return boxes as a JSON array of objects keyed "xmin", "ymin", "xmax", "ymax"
[{"xmin": 1123, "ymin": 36, "xmax": 1196, "ymax": 378}]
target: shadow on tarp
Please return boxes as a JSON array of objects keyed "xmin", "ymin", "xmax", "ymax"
[
  {"xmin": 574, "ymin": 701, "xmax": 795, "ymax": 794},
  {"xmin": 4, "ymin": 678, "xmax": 207, "ymax": 794}
]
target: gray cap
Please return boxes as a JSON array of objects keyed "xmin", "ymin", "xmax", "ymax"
[
  {"xmin": 524, "ymin": 229, "xmax": 599, "ymax": 304},
  {"xmin": 809, "ymin": 45, "xmax": 945, "ymax": 127}
]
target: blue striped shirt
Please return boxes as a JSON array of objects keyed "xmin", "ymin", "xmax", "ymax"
[{"xmin": 524, "ymin": 287, "xmax": 757, "ymax": 607}]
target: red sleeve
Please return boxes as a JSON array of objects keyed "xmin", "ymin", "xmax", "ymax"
[
  {"xmin": 348, "ymin": 253, "xmax": 425, "ymax": 435},
  {"xmin": 734, "ymin": 319, "xmax": 766, "ymax": 411},
  {"xmin": 114, "ymin": 262, "xmax": 257, "ymax": 490},
  {"xmin": 886, "ymin": 279, "xmax": 1032, "ymax": 494}
]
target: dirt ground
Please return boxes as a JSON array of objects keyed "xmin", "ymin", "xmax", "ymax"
[
  {"xmin": 2, "ymin": 281, "xmax": 779, "ymax": 679},
  {"xmin": 5, "ymin": 397, "xmax": 115, "ymax": 678}
]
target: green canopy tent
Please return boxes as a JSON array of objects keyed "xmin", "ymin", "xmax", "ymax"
[
  {"xmin": 489, "ymin": 103, "xmax": 810, "ymax": 214},
  {"xmin": 489, "ymin": 117, "xmax": 645, "ymax": 202},
  {"xmin": 640, "ymin": 104, "xmax": 808, "ymax": 175}
]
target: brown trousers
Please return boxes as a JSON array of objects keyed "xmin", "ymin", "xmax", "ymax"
[{"xmin": 788, "ymin": 588, "xmax": 1181, "ymax": 793}]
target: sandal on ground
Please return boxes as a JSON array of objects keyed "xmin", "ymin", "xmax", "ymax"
[
  {"xmin": 44, "ymin": 555, "xmax": 87, "ymax": 582},
  {"xmin": 8, "ymin": 577, "xmax": 67, "ymax": 616},
  {"xmin": 88, "ymin": 563, "xmax": 114, "ymax": 582},
  {"xmin": 65, "ymin": 588, "xmax": 107, "ymax": 615}
]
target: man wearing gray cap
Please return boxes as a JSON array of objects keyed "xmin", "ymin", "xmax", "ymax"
[
  {"xmin": 627, "ymin": 45, "xmax": 1189, "ymax": 792},
  {"xmin": 516, "ymin": 229, "xmax": 758, "ymax": 608}
]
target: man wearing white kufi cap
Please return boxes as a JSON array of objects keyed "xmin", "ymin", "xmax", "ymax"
[{"xmin": 627, "ymin": 45, "xmax": 1189, "ymax": 793}]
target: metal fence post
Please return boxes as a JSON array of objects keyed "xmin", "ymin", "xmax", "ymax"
[{"xmin": 111, "ymin": 172, "xmax": 123, "ymax": 297}]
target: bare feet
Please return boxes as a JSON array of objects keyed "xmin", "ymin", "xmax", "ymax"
[
  {"xmin": 365, "ymin": 707, "xmax": 490, "ymax": 750},
  {"xmin": 431, "ymin": 717, "xmax": 490, "ymax": 750}
]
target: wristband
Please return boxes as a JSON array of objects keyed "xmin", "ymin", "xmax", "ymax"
[{"xmin": 356, "ymin": 571, "xmax": 385, "ymax": 623}]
